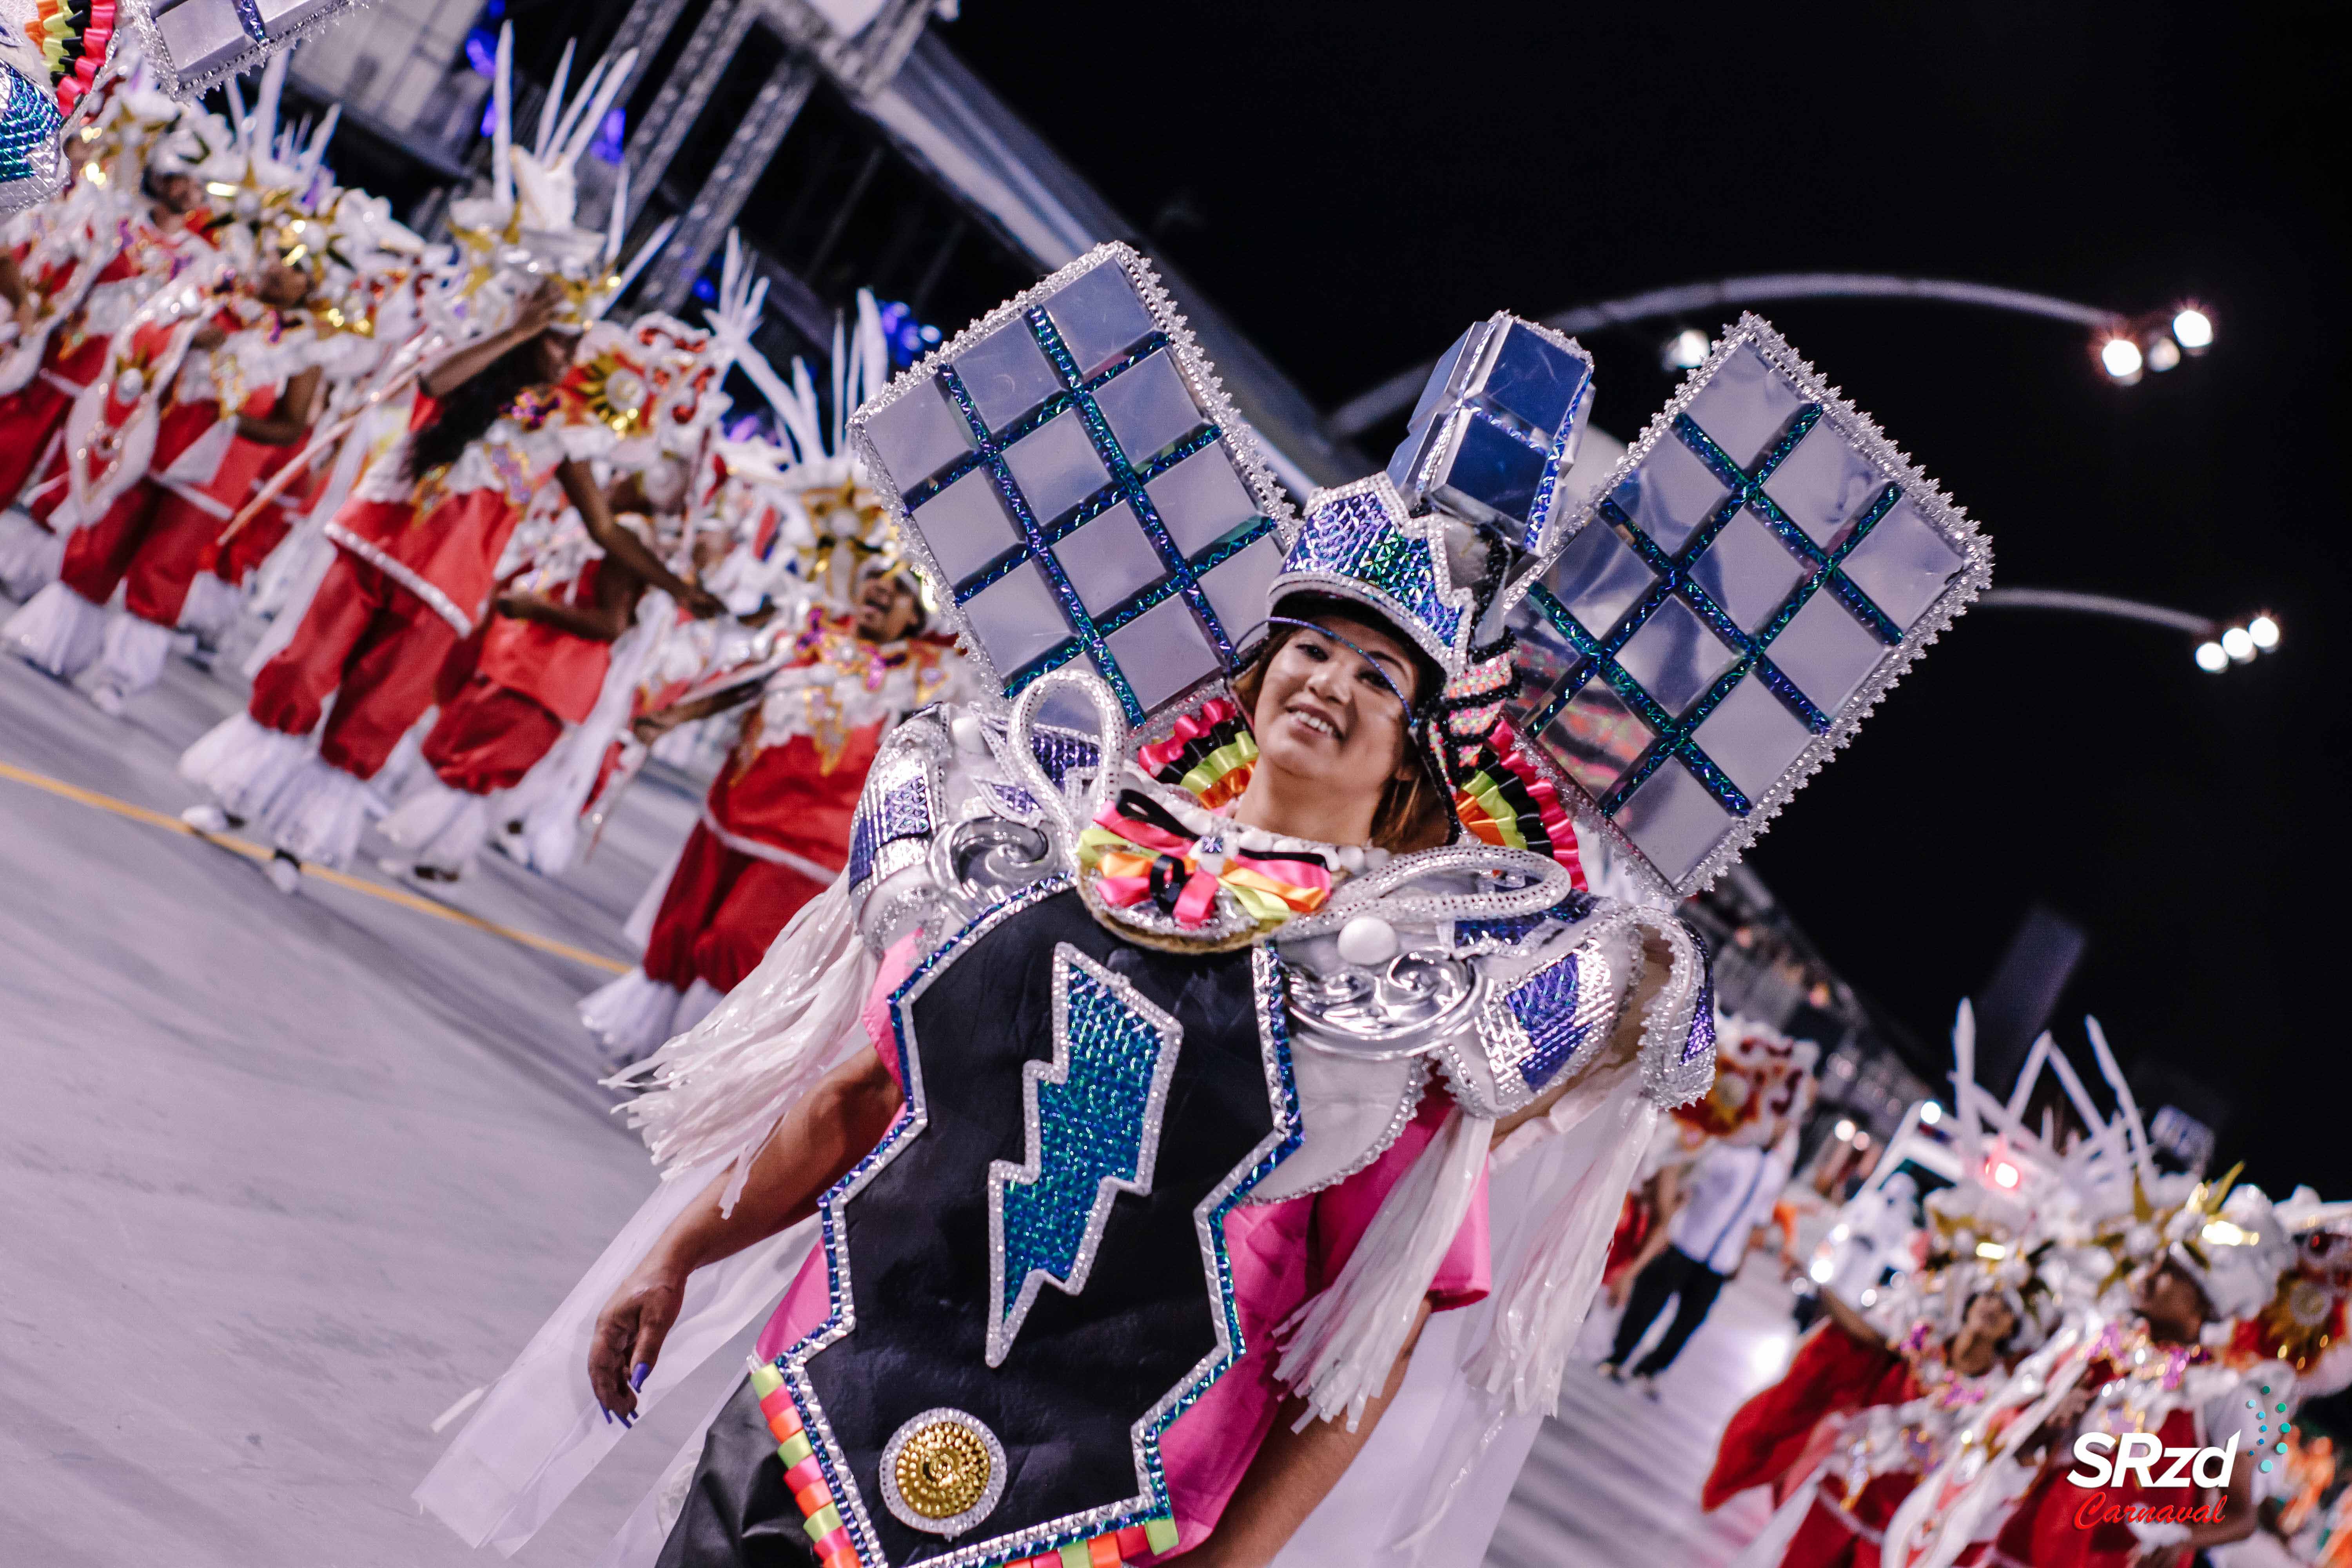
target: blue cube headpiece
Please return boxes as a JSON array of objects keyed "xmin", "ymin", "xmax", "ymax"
[{"xmin": 1385, "ymin": 313, "xmax": 1594, "ymax": 559}]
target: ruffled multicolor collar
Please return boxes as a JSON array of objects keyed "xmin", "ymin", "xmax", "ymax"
[{"xmin": 1076, "ymin": 769, "xmax": 1374, "ymax": 948}]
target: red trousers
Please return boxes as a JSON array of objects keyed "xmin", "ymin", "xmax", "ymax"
[
  {"xmin": 421, "ymin": 675, "xmax": 566, "ymax": 795},
  {"xmin": 58, "ymin": 481, "xmax": 219, "ymax": 625},
  {"xmin": 249, "ymin": 549, "xmax": 463, "ymax": 780},
  {"xmin": 0, "ymin": 346, "xmax": 98, "ymax": 501},
  {"xmin": 641, "ymin": 824, "xmax": 828, "ymax": 996}
]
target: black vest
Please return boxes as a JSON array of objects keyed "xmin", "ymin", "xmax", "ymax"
[{"xmin": 788, "ymin": 885, "xmax": 1297, "ymax": 1565}]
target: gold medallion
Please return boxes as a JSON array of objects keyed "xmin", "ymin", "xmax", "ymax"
[{"xmin": 891, "ymin": 1419, "xmax": 992, "ymax": 1521}]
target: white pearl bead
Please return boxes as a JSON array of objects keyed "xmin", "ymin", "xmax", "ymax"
[
  {"xmin": 949, "ymin": 712, "xmax": 989, "ymax": 754},
  {"xmin": 1336, "ymin": 915, "xmax": 1399, "ymax": 967}
]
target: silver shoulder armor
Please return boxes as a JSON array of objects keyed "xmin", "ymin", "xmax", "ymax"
[
  {"xmin": 1254, "ymin": 844, "xmax": 1717, "ymax": 1202},
  {"xmin": 844, "ymin": 702, "xmax": 1105, "ymax": 956}
]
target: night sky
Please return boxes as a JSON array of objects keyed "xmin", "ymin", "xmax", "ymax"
[{"xmin": 944, "ymin": 4, "xmax": 2347, "ymax": 1193}]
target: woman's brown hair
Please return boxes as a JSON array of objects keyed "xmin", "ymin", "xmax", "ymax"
[{"xmin": 1228, "ymin": 610, "xmax": 1455, "ymax": 856}]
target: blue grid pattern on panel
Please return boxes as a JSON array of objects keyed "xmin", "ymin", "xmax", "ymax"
[
  {"xmin": 845, "ymin": 775, "xmax": 931, "ymax": 888},
  {"xmin": 1523, "ymin": 405, "xmax": 1907, "ymax": 819},
  {"xmin": 903, "ymin": 308, "xmax": 1280, "ymax": 724}
]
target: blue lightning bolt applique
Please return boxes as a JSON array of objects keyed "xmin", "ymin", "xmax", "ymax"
[{"xmin": 985, "ymin": 944, "xmax": 1184, "ymax": 1367}]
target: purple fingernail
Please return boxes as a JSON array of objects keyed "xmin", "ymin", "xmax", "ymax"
[
  {"xmin": 601, "ymin": 1406, "xmax": 612, "ymax": 1424},
  {"xmin": 632, "ymin": 1363, "xmax": 650, "ymax": 1391},
  {"xmin": 620, "ymin": 1412, "xmax": 634, "ymax": 1428}
]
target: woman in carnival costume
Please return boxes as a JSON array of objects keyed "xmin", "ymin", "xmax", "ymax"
[
  {"xmin": 175, "ymin": 30, "xmax": 721, "ymax": 890},
  {"xmin": 421, "ymin": 247, "xmax": 1992, "ymax": 1566},
  {"xmin": 376, "ymin": 239, "xmax": 772, "ymax": 884},
  {"xmin": 581, "ymin": 287, "xmax": 974, "ymax": 1064}
]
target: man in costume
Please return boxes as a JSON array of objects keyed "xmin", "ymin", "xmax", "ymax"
[{"xmin": 419, "ymin": 245, "xmax": 1991, "ymax": 1568}]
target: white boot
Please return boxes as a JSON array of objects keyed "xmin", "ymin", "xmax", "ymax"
[
  {"xmin": 0, "ymin": 507, "xmax": 64, "ymax": 600},
  {"xmin": 2, "ymin": 583, "xmax": 107, "ymax": 677}
]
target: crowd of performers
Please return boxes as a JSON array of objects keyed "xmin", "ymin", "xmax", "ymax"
[
  {"xmin": 7, "ymin": 38, "xmax": 2340, "ymax": 1568},
  {"xmin": 0, "ymin": 41, "xmax": 972, "ymax": 1067},
  {"xmin": 1670, "ymin": 1006, "xmax": 2352, "ymax": 1568}
]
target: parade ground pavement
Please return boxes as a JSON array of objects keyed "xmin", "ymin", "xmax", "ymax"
[{"xmin": 0, "ymin": 615, "xmax": 1791, "ymax": 1566}]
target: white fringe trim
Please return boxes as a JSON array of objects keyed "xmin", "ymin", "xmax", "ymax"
[
  {"xmin": 609, "ymin": 873, "xmax": 876, "ymax": 1214},
  {"xmin": 379, "ymin": 773, "xmax": 493, "ymax": 874},
  {"xmin": 577, "ymin": 968, "xmax": 686, "ymax": 1064},
  {"xmin": 179, "ymin": 711, "xmax": 320, "ymax": 822},
  {"xmin": 1465, "ymin": 1080, "xmax": 1656, "ymax": 1416},
  {"xmin": 0, "ymin": 506, "xmax": 64, "ymax": 599},
  {"xmin": 253, "ymin": 754, "xmax": 376, "ymax": 867},
  {"xmin": 1275, "ymin": 1105, "xmax": 1496, "ymax": 1431},
  {"xmin": 179, "ymin": 570, "xmax": 243, "ymax": 639},
  {"xmin": 89, "ymin": 610, "xmax": 174, "ymax": 696},
  {"xmin": 2, "ymin": 581, "xmax": 106, "ymax": 675}
]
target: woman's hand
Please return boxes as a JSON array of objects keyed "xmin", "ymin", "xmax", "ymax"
[
  {"xmin": 589, "ymin": 1251, "xmax": 690, "ymax": 1422},
  {"xmin": 632, "ymin": 711, "xmax": 679, "ymax": 745},
  {"xmin": 510, "ymin": 279, "xmax": 563, "ymax": 341},
  {"xmin": 191, "ymin": 321, "xmax": 228, "ymax": 351}
]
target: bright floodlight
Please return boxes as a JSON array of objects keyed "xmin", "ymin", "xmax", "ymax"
[
  {"xmin": 2223, "ymin": 626, "xmax": 2256, "ymax": 662},
  {"xmin": 2173, "ymin": 307, "xmax": 2214, "ymax": 350},
  {"xmin": 1662, "ymin": 328, "xmax": 1710, "ymax": 371},
  {"xmin": 2100, "ymin": 337, "xmax": 2143, "ymax": 380},
  {"xmin": 1918, "ymin": 1101, "xmax": 1942, "ymax": 1125},
  {"xmin": 2145, "ymin": 336, "xmax": 2182, "ymax": 372},
  {"xmin": 1993, "ymin": 1160, "xmax": 2021, "ymax": 1189},
  {"xmin": 2249, "ymin": 614, "xmax": 2280, "ymax": 650},
  {"xmin": 2194, "ymin": 641, "xmax": 2229, "ymax": 672}
]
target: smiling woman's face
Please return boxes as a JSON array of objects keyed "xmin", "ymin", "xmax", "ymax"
[{"xmin": 1247, "ymin": 615, "xmax": 1420, "ymax": 799}]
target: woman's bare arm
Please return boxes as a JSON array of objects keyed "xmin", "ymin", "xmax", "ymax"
[
  {"xmin": 589, "ymin": 1050, "xmax": 903, "ymax": 1419},
  {"xmin": 419, "ymin": 285, "xmax": 559, "ymax": 399},
  {"xmin": 1183, "ymin": 1301, "xmax": 1433, "ymax": 1567},
  {"xmin": 560, "ymin": 458, "xmax": 725, "ymax": 618},
  {"xmin": 1815, "ymin": 1286, "xmax": 1890, "ymax": 1352},
  {"xmin": 236, "ymin": 365, "xmax": 323, "ymax": 445}
]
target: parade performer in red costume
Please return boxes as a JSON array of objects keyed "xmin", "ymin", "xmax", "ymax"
[
  {"xmin": 579, "ymin": 561, "xmax": 966, "ymax": 1062},
  {"xmin": 176, "ymin": 33, "xmax": 719, "ymax": 890},
  {"xmin": 3, "ymin": 236, "xmax": 323, "ymax": 706},
  {"xmin": 0, "ymin": 79, "xmax": 210, "ymax": 596}
]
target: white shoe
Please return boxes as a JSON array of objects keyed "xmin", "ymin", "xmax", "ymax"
[
  {"xmin": 265, "ymin": 852, "xmax": 303, "ymax": 895},
  {"xmin": 86, "ymin": 682, "xmax": 127, "ymax": 717},
  {"xmin": 181, "ymin": 804, "xmax": 238, "ymax": 833}
]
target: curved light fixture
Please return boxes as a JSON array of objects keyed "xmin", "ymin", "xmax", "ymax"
[{"xmin": 1976, "ymin": 588, "xmax": 2277, "ymax": 674}]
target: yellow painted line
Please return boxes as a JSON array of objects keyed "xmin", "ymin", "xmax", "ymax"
[{"xmin": 0, "ymin": 758, "xmax": 629, "ymax": 974}]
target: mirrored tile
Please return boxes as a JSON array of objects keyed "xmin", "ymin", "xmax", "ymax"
[
  {"xmin": 1768, "ymin": 592, "xmax": 1887, "ymax": 715},
  {"xmin": 1613, "ymin": 759, "xmax": 1735, "ymax": 886},
  {"xmin": 1613, "ymin": 595, "xmax": 1739, "ymax": 718},
  {"xmin": 1002, "ymin": 412, "xmax": 1111, "ymax": 526},
  {"xmin": 955, "ymin": 321, "xmax": 1063, "ymax": 435},
  {"xmin": 1536, "ymin": 678, "xmax": 1654, "ymax": 800},
  {"xmin": 1091, "ymin": 350, "xmax": 1203, "ymax": 465},
  {"xmin": 1105, "ymin": 595, "xmax": 1222, "ymax": 711},
  {"xmin": 1145, "ymin": 441, "xmax": 1260, "ymax": 557},
  {"xmin": 1053, "ymin": 505, "xmax": 1166, "ymax": 617},
  {"xmin": 1197, "ymin": 530, "xmax": 1284, "ymax": 655},
  {"xmin": 862, "ymin": 377, "xmax": 974, "ymax": 493},
  {"xmin": 1836, "ymin": 498, "xmax": 1965, "ymax": 629},
  {"xmin": 1690, "ymin": 511, "xmax": 1806, "ymax": 632},
  {"xmin": 1044, "ymin": 262, "xmax": 1158, "ymax": 378},
  {"xmin": 1544, "ymin": 522, "xmax": 1655, "ymax": 641},
  {"xmin": 1690, "ymin": 674, "xmax": 1815, "ymax": 804},
  {"xmin": 1504, "ymin": 603, "xmax": 1584, "ymax": 713},
  {"xmin": 1684, "ymin": 344, "xmax": 1807, "ymax": 471},
  {"xmin": 1612, "ymin": 437, "xmax": 1727, "ymax": 556},
  {"xmin": 1762, "ymin": 425, "xmax": 1883, "ymax": 547},
  {"xmin": 1433, "ymin": 412, "xmax": 1549, "ymax": 533},
  {"xmin": 963, "ymin": 560, "xmax": 1072, "ymax": 676},
  {"xmin": 910, "ymin": 467, "xmax": 1022, "ymax": 587}
]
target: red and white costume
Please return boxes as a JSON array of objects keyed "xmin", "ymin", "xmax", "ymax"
[
  {"xmin": 580, "ymin": 604, "xmax": 970, "ymax": 1062},
  {"xmin": 177, "ymin": 383, "xmax": 609, "ymax": 867}
]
